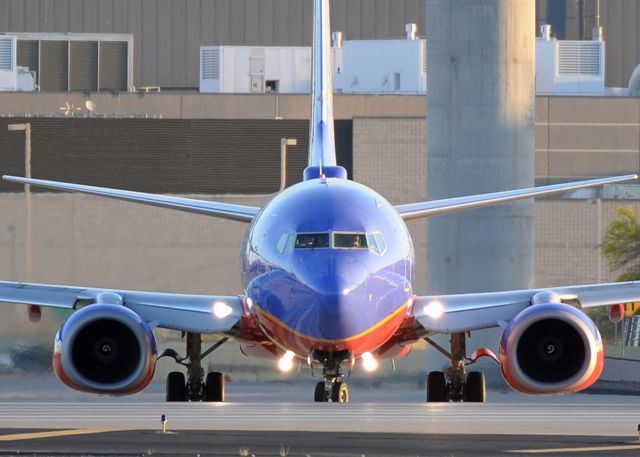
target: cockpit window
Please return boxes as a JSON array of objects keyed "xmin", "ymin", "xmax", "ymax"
[
  {"xmin": 277, "ymin": 233, "xmax": 295, "ymax": 255},
  {"xmin": 367, "ymin": 231, "xmax": 387, "ymax": 256},
  {"xmin": 334, "ymin": 233, "xmax": 368, "ymax": 249},
  {"xmin": 291, "ymin": 231, "xmax": 385, "ymax": 254},
  {"xmin": 295, "ymin": 233, "xmax": 330, "ymax": 249}
]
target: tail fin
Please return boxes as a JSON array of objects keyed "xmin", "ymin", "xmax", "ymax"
[{"xmin": 304, "ymin": 0, "xmax": 347, "ymax": 181}]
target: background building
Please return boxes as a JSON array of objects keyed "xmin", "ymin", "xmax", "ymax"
[
  {"xmin": 1, "ymin": 1, "xmax": 640, "ymax": 385},
  {"xmin": 1, "ymin": 0, "xmax": 638, "ymax": 89}
]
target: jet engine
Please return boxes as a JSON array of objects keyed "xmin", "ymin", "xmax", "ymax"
[
  {"xmin": 53, "ymin": 304, "xmax": 157, "ymax": 395},
  {"xmin": 499, "ymin": 303, "xmax": 603, "ymax": 395}
]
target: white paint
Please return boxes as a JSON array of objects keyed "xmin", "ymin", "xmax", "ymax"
[
  {"xmin": 0, "ymin": 36, "xmax": 17, "ymax": 91},
  {"xmin": 536, "ymin": 39, "xmax": 605, "ymax": 95},
  {"xmin": 200, "ymin": 46, "xmax": 311, "ymax": 94},
  {"xmin": 334, "ymin": 39, "xmax": 426, "ymax": 94}
]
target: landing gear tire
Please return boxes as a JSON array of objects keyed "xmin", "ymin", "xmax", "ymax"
[
  {"xmin": 464, "ymin": 371, "xmax": 486, "ymax": 403},
  {"xmin": 314, "ymin": 381, "xmax": 327, "ymax": 402},
  {"xmin": 204, "ymin": 371, "xmax": 225, "ymax": 402},
  {"xmin": 166, "ymin": 371, "xmax": 186, "ymax": 402},
  {"xmin": 426, "ymin": 371, "xmax": 448, "ymax": 402},
  {"xmin": 331, "ymin": 382, "xmax": 349, "ymax": 403}
]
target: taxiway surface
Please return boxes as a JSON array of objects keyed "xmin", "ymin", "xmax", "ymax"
[
  {"xmin": 0, "ymin": 402, "xmax": 638, "ymax": 435},
  {"xmin": 2, "ymin": 428, "xmax": 640, "ymax": 456},
  {"xmin": 1, "ymin": 403, "xmax": 640, "ymax": 456}
]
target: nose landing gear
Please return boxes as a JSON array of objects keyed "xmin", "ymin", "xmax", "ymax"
[
  {"xmin": 312, "ymin": 350, "xmax": 350, "ymax": 403},
  {"xmin": 424, "ymin": 333, "xmax": 487, "ymax": 403}
]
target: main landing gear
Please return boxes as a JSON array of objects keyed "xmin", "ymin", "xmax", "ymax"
[
  {"xmin": 312, "ymin": 350, "xmax": 350, "ymax": 403},
  {"xmin": 424, "ymin": 333, "xmax": 486, "ymax": 403},
  {"xmin": 160, "ymin": 332, "xmax": 229, "ymax": 402}
]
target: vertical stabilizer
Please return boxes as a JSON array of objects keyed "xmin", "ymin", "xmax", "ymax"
[{"xmin": 304, "ymin": 0, "xmax": 347, "ymax": 180}]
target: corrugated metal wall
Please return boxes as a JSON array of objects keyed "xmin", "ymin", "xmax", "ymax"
[
  {"xmin": 601, "ymin": 0, "xmax": 640, "ymax": 88},
  {"xmin": 70, "ymin": 41, "xmax": 98, "ymax": 91},
  {"xmin": 39, "ymin": 41, "xmax": 68, "ymax": 91},
  {"xmin": 2, "ymin": 0, "xmax": 637, "ymax": 89},
  {"xmin": 0, "ymin": 0, "xmax": 426, "ymax": 89},
  {"xmin": 0, "ymin": 118, "xmax": 353, "ymax": 194},
  {"xmin": 99, "ymin": 41, "xmax": 127, "ymax": 91},
  {"xmin": 13, "ymin": 38, "xmax": 129, "ymax": 92},
  {"xmin": 16, "ymin": 40, "xmax": 38, "ymax": 74}
]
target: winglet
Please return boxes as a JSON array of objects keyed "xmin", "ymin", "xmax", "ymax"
[{"xmin": 304, "ymin": 0, "xmax": 347, "ymax": 181}]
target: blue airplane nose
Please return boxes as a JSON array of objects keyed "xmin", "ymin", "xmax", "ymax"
[
  {"xmin": 295, "ymin": 251, "xmax": 369, "ymax": 296},
  {"xmin": 290, "ymin": 253, "xmax": 373, "ymax": 340}
]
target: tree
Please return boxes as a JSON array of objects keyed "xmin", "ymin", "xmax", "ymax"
[{"xmin": 601, "ymin": 207, "xmax": 640, "ymax": 281}]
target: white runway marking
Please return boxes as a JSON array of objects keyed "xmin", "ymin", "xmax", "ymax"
[{"xmin": 1, "ymin": 402, "xmax": 639, "ymax": 436}]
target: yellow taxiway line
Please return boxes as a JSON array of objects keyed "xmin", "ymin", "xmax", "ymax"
[
  {"xmin": 0, "ymin": 428, "xmax": 118, "ymax": 442},
  {"xmin": 507, "ymin": 444, "xmax": 640, "ymax": 454}
]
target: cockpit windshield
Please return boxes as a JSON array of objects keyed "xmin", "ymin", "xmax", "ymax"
[
  {"xmin": 286, "ymin": 231, "xmax": 386, "ymax": 255},
  {"xmin": 295, "ymin": 233, "xmax": 330, "ymax": 249},
  {"xmin": 333, "ymin": 233, "xmax": 368, "ymax": 249}
]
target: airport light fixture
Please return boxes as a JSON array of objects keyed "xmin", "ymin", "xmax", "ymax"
[
  {"xmin": 7, "ymin": 123, "xmax": 32, "ymax": 282},
  {"xmin": 279, "ymin": 138, "xmax": 298, "ymax": 192}
]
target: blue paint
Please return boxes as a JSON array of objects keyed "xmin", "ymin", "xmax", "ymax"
[{"xmin": 243, "ymin": 178, "xmax": 414, "ymax": 343}]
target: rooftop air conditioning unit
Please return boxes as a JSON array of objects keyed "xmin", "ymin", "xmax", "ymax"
[
  {"xmin": 536, "ymin": 38, "xmax": 605, "ymax": 95},
  {"xmin": 0, "ymin": 36, "xmax": 17, "ymax": 91}
]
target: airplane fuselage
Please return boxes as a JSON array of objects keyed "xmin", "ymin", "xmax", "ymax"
[{"xmin": 242, "ymin": 177, "xmax": 415, "ymax": 358}]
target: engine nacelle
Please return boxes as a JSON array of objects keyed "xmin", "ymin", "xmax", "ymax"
[
  {"xmin": 53, "ymin": 304, "xmax": 157, "ymax": 395},
  {"xmin": 499, "ymin": 303, "xmax": 603, "ymax": 395}
]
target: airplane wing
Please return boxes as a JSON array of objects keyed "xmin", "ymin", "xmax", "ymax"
[
  {"xmin": 413, "ymin": 281, "xmax": 640, "ymax": 334},
  {"xmin": 3, "ymin": 176, "xmax": 260, "ymax": 223},
  {"xmin": 394, "ymin": 174, "xmax": 637, "ymax": 221},
  {"xmin": 0, "ymin": 281, "xmax": 245, "ymax": 334}
]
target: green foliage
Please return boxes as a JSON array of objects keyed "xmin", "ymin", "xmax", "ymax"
[{"xmin": 601, "ymin": 207, "xmax": 640, "ymax": 281}]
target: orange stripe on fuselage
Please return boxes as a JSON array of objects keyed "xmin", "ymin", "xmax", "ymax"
[{"xmin": 254, "ymin": 302, "xmax": 408, "ymax": 356}]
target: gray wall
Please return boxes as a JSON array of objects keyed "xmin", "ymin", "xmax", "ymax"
[
  {"xmin": 0, "ymin": 0, "xmax": 427, "ymax": 89},
  {"xmin": 2, "ymin": 0, "xmax": 639, "ymax": 89}
]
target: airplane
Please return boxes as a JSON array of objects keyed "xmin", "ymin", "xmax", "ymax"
[{"xmin": 0, "ymin": 0, "xmax": 639, "ymax": 403}]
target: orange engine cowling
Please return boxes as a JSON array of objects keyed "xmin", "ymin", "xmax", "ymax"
[
  {"xmin": 53, "ymin": 304, "xmax": 157, "ymax": 395},
  {"xmin": 499, "ymin": 303, "xmax": 604, "ymax": 395}
]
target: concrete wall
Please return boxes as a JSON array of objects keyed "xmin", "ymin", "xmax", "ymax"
[
  {"xmin": 1, "ymin": 94, "xmax": 638, "ymax": 182},
  {"xmin": 0, "ymin": 0, "xmax": 427, "ymax": 88},
  {"xmin": 0, "ymin": 93, "xmax": 427, "ymax": 120},
  {"xmin": 425, "ymin": 0, "xmax": 535, "ymax": 295},
  {"xmin": 535, "ymin": 97, "xmax": 640, "ymax": 179}
]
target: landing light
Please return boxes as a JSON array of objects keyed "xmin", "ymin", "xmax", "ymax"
[
  {"xmin": 361, "ymin": 352, "xmax": 378, "ymax": 372},
  {"xmin": 423, "ymin": 301, "xmax": 444, "ymax": 319},
  {"xmin": 212, "ymin": 301, "xmax": 233, "ymax": 319},
  {"xmin": 278, "ymin": 350, "xmax": 296, "ymax": 373}
]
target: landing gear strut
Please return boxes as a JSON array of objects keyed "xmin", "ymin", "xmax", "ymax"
[
  {"xmin": 312, "ymin": 350, "xmax": 350, "ymax": 403},
  {"xmin": 160, "ymin": 332, "xmax": 228, "ymax": 402},
  {"xmin": 424, "ymin": 333, "xmax": 486, "ymax": 403}
]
